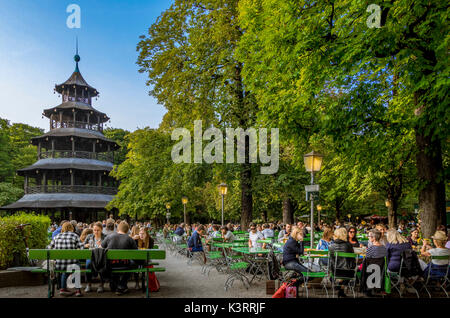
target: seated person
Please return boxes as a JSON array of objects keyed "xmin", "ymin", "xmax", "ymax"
[
  {"xmin": 282, "ymin": 226, "xmax": 308, "ymax": 279},
  {"xmin": 84, "ymin": 222, "xmax": 106, "ymax": 293},
  {"xmin": 137, "ymin": 227, "xmax": 154, "ymax": 249},
  {"xmin": 248, "ymin": 224, "xmax": 264, "ymax": 249},
  {"xmin": 187, "ymin": 225, "xmax": 207, "ymax": 263},
  {"xmin": 347, "ymin": 226, "xmax": 363, "ymax": 248},
  {"xmin": 386, "ymin": 229, "xmax": 412, "ymax": 272},
  {"xmin": 101, "ymin": 221, "xmax": 138, "ymax": 295},
  {"xmin": 420, "ymin": 231, "xmax": 450, "ymax": 278},
  {"xmin": 316, "ymin": 227, "xmax": 333, "ymax": 266},
  {"xmin": 407, "ymin": 227, "xmax": 420, "ymax": 249},
  {"xmin": 47, "ymin": 222, "xmax": 84, "ymax": 297},
  {"xmin": 328, "ymin": 227, "xmax": 355, "ymax": 298},
  {"xmin": 208, "ymin": 225, "xmax": 221, "ymax": 239},
  {"xmin": 221, "ymin": 226, "xmax": 235, "ymax": 242},
  {"xmin": 278, "ymin": 223, "xmax": 292, "ymax": 243},
  {"xmin": 261, "ymin": 223, "xmax": 274, "ymax": 240},
  {"xmin": 174, "ymin": 223, "xmax": 185, "ymax": 236},
  {"xmin": 366, "ymin": 229, "xmax": 387, "ymax": 258}
]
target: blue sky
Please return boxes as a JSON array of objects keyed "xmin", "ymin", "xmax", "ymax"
[{"xmin": 0, "ymin": 0, "xmax": 173, "ymax": 132}]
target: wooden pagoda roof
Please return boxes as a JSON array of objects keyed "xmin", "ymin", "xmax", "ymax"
[
  {"xmin": 43, "ymin": 101, "xmax": 109, "ymax": 122},
  {"xmin": 17, "ymin": 158, "xmax": 113, "ymax": 175},
  {"xmin": 55, "ymin": 67, "xmax": 99, "ymax": 97},
  {"xmin": 31, "ymin": 128, "xmax": 120, "ymax": 149},
  {"xmin": 1, "ymin": 193, "xmax": 114, "ymax": 210}
]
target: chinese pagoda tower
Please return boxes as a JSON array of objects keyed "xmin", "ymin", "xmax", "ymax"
[{"xmin": 2, "ymin": 51, "xmax": 119, "ymax": 222}]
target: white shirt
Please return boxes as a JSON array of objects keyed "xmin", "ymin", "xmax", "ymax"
[
  {"xmin": 223, "ymin": 231, "xmax": 235, "ymax": 242},
  {"xmin": 249, "ymin": 231, "xmax": 264, "ymax": 248},
  {"xmin": 429, "ymin": 248, "xmax": 450, "ymax": 265}
]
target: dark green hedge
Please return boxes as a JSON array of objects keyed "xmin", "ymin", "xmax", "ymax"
[{"xmin": 0, "ymin": 213, "xmax": 50, "ymax": 269}]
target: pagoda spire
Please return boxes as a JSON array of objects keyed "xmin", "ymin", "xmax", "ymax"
[{"xmin": 74, "ymin": 37, "xmax": 80, "ymax": 73}]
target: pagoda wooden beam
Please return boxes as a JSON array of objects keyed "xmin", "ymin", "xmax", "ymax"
[{"xmin": 43, "ymin": 172, "xmax": 47, "ymax": 193}]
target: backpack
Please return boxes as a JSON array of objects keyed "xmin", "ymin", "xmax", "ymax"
[{"xmin": 401, "ymin": 249, "xmax": 423, "ymax": 277}]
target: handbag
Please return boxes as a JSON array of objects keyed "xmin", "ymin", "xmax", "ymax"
[
  {"xmin": 384, "ymin": 261, "xmax": 391, "ymax": 294},
  {"xmin": 272, "ymin": 282, "xmax": 287, "ymax": 298},
  {"xmin": 145, "ymin": 265, "xmax": 160, "ymax": 292}
]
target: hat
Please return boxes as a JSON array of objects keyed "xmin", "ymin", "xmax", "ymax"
[{"xmin": 431, "ymin": 231, "xmax": 447, "ymax": 241}]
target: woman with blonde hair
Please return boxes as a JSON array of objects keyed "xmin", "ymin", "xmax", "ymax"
[
  {"xmin": 328, "ymin": 227, "xmax": 355, "ymax": 297},
  {"xmin": 281, "ymin": 226, "xmax": 308, "ymax": 278},
  {"xmin": 386, "ymin": 228, "xmax": 412, "ymax": 272}
]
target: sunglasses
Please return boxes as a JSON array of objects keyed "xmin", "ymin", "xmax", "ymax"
[{"xmin": 349, "ymin": 231, "xmax": 355, "ymax": 233}]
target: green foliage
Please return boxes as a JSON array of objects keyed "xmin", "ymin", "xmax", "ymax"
[
  {"xmin": 0, "ymin": 213, "xmax": 50, "ymax": 269},
  {"xmin": 0, "ymin": 183, "xmax": 24, "ymax": 207},
  {"xmin": 0, "ymin": 118, "xmax": 43, "ymax": 189},
  {"xmin": 236, "ymin": 0, "xmax": 447, "ymax": 224},
  {"xmin": 104, "ymin": 127, "xmax": 130, "ymax": 165}
]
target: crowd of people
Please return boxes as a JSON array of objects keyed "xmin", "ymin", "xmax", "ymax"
[
  {"xmin": 47, "ymin": 216, "xmax": 154, "ymax": 297},
  {"xmin": 46, "ymin": 215, "xmax": 449, "ymax": 298},
  {"xmin": 164, "ymin": 218, "xmax": 450, "ymax": 297}
]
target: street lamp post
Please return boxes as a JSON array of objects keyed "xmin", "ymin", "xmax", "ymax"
[
  {"xmin": 181, "ymin": 196, "xmax": 188, "ymax": 224},
  {"xmin": 304, "ymin": 150, "xmax": 323, "ymax": 249},
  {"xmin": 166, "ymin": 203, "xmax": 171, "ymax": 224},
  {"xmin": 218, "ymin": 183, "xmax": 228, "ymax": 227}
]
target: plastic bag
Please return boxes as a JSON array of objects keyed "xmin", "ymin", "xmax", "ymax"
[{"xmin": 285, "ymin": 285, "xmax": 297, "ymax": 298}]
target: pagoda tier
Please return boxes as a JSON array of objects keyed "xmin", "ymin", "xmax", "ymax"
[
  {"xmin": 43, "ymin": 101, "xmax": 109, "ymax": 132},
  {"xmin": 1, "ymin": 52, "xmax": 119, "ymax": 221}
]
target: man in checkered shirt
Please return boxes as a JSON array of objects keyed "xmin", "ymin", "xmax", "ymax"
[{"xmin": 47, "ymin": 221, "xmax": 84, "ymax": 297}]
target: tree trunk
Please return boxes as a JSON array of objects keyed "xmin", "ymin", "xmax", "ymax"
[
  {"xmin": 386, "ymin": 198, "xmax": 398, "ymax": 230},
  {"xmin": 282, "ymin": 196, "xmax": 294, "ymax": 225},
  {"xmin": 414, "ymin": 88, "xmax": 446, "ymax": 238},
  {"xmin": 415, "ymin": 129, "xmax": 446, "ymax": 238},
  {"xmin": 261, "ymin": 210, "xmax": 267, "ymax": 222},
  {"xmin": 335, "ymin": 197, "xmax": 342, "ymax": 221},
  {"xmin": 240, "ymin": 161, "xmax": 252, "ymax": 231},
  {"xmin": 234, "ymin": 62, "xmax": 253, "ymax": 232}
]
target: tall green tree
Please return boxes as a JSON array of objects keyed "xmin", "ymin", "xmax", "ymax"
[
  {"xmin": 137, "ymin": 0, "xmax": 258, "ymax": 229},
  {"xmin": 237, "ymin": 0, "xmax": 448, "ymax": 237}
]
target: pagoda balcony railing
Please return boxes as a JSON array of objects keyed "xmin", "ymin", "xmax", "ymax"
[
  {"xmin": 51, "ymin": 120, "xmax": 103, "ymax": 132},
  {"xmin": 38, "ymin": 150, "xmax": 114, "ymax": 163},
  {"xmin": 25, "ymin": 185, "xmax": 117, "ymax": 195}
]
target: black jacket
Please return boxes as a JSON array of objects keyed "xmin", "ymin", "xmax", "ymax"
[
  {"xmin": 360, "ymin": 257, "xmax": 386, "ymax": 292},
  {"xmin": 328, "ymin": 239, "xmax": 356, "ymax": 274},
  {"xmin": 91, "ymin": 248, "xmax": 109, "ymax": 276},
  {"xmin": 282, "ymin": 237, "xmax": 304, "ymax": 265}
]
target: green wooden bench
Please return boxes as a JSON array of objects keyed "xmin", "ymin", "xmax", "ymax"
[{"xmin": 29, "ymin": 249, "xmax": 166, "ymax": 298}]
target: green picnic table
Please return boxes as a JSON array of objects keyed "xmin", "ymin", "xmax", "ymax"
[
  {"xmin": 273, "ymin": 243, "xmax": 285, "ymax": 250},
  {"xmin": 257, "ymin": 239, "xmax": 273, "ymax": 244},
  {"xmin": 213, "ymin": 242, "xmax": 234, "ymax": 248},
  {"xmin": 231, "ymin": 247, "xmax": 281, "ymax": 254},
  {"xmin": 233, "ymin": 237, "xmax": 247, "ymax": 243}
]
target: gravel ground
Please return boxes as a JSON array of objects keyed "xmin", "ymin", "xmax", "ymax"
[{"xmin": 0, "ymin": 249, "xmax": 271, "ymax": 298}]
